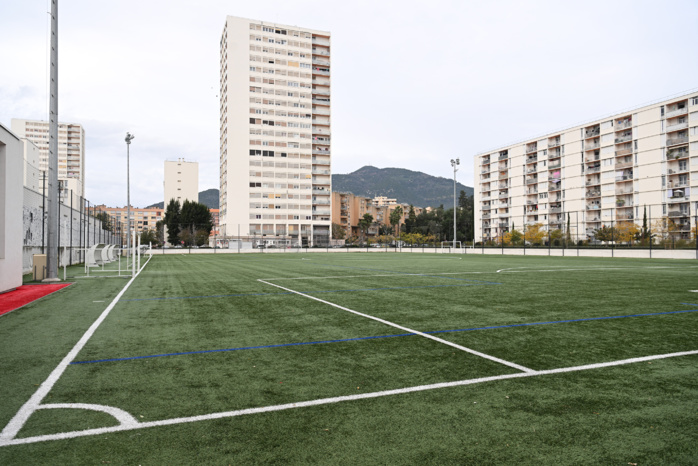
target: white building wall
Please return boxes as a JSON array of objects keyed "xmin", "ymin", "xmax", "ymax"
[
  {"xmin": 164, "ymin": 159, "xmax": 199, "ymax": 205},
  {"xmin": 1, "ymin": 123, "xmax": 24, "ymax": 293},
  {"xmin": 474, "ymin": 92, "xmax": 698, "ymax": 243}
]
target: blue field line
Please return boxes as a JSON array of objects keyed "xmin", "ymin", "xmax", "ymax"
[
  {"xmin": 123, "ymin": 282, "xmax": 498, "ymax": 302},
  {"xmin": 313, "ymin": 262, "xmax": 501, "ymax": 285},
  {"xmin": 70, "ymin": 307, "xmax": 698, "ymax": 365}
]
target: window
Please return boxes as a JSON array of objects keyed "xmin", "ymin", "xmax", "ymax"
[
  {"xmin": 690, "ymin": 126, "xmax": 698, "ymax": 136},
  {"xmin": 692, "ymin": 97, "xmax": 698, "ymax": 106}
]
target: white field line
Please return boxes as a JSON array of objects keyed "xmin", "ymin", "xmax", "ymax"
[
  {"xmin": 2, "ymin": 349, "xmax": 696, "ymax": 447},
  {"xmin": 0, "ymin": 255, "xmax": 152, "ymax": 445},
  {"xmin": 258, "ymin": 279, "xmax": 534, "ymax": 373},
  {"xmin": 262, "ymin": 265, "xmax": 698, "ymax": 281}
]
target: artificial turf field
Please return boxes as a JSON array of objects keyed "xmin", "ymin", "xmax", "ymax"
[{"xmin": 1, "ymin": 252, "xmax": 697, "ymax": 464}]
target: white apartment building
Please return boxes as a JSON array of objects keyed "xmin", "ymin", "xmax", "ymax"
[
  {"xmin": 164, "ymin": 158, "xmax": 199, "ymax": 205},
  {"xmin": 11, "ymin": 118, "xmax": 85, "ymax": 199},
  {"xmin": 219, "ymin": 16, "xmax": 331, "ymax": 246},
  {"xmin": 475, "ymin": 92, "xmax": 698, "ymax": 243}
]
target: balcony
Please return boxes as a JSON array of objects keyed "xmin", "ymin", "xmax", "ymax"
[
  {"xmin": 665, "ymin": 106, "xmax": 688, "ymax": 118},
  {"xmin": 615, "ymin": 161, "xmax": 633, "ymax": 169},
  {"xmin": 312, "ymin": 149, "xmax": 331, "ymax": 155},
  {"xmin": 312, "ymin": 98, "xmax": 330, "ymax": 106},
  {"xmin": 586, "ymin": 204, "xmax": 601, "ymax": 211},
  {"xmin": 549, "ymin": 162, "xmax": 561, "ymax": 169},
  {"xmin": 498, "ymin": 153, "xmax": 508, "ymax": 161},
  {"xmin": 585, "ymin": 155, "xmax": 600, "ymax": 163},
  {"xmin": 312, "ymin": 188, "xmax": 330, "ymax": 195},
  {"xmin": 614, "ymin": 134, "xmax": 632, "ymax": 144},
  {"xmin": 313, "ymin": 199, "xmax": 331, "ymax": 205},
  {"xmin": 586, "ymin": 190, "xmax": 601, "ymax": 197},
  {"xmin": 586, "ymin": 166, "xmax": 601, "ymax": 174},
  {"xmin": 526, "ymin": 167, "xmax": 537, "ymax": 174},
  {"xmin": 548, "ymin": 138, "xmax": 561, "ymax": 148},
  {"xmin": 312, "ymin": 88, "xmax": 330, "ymax": 96},
  {"xmin": 499, "ymin": 172, "xmax": 508, "ymax": 180},
  {"xmin": 313, "ymin": 108, "xmax": 331, "ymax": 116},
  {"xmin": 525, "ymin": 178, "xmax": 537, "ymax": 185},
  {"xmin": 481, "ymin": 168, "xmax": 489, "ymax": 174},
  {"xmin": 527, "ymin": 188, "xmax": 538, "ymax": 195},
  {"xmin": 615, "ymin": 174, "xmax": 633, "ymax": 182},
  {"xmin": 585, "ymin": 128, "xmax": 600, "ymax": 138},
  {"xmin": 312, "ymin": 67, "xmax": 330, "ymax": 76},
  {"xmin": 668, "ymin": 181, "xmax": 689, "ymax": 189},
  {"xmin": 482, "ymin": 205, "xmax": 492, "ymax": 211},
  {"xmin": 312, "ymin": 58, "xmax": 330, "ymax": 66},
  {"xmin": 526, "ymin": 155, "xmax": 538, "ymax": 164},
  {"xmin": 549, "ymin": 183, "xmax": 561, "ymax": 192},
  {"xmin": 615, "ymin": 148, "xmax": 632, "ymax": 157},
  {"xmin": 499, "ymin": 183, "xmax": 509, "ymax": 189},
  {"xmin": 312, "ymin": 169, "xmax": 331, "ymax": 175},
  {"xmin": 585, "ymin": 142, "xmax": 600, "ymax": 151},
  {"xmin": 312, "ymin": 156, "xmax": 330, "ymax": 164},
  {"xmin": 482, "ymin": 213, "xmax": 491, "ymax": 219},
  {"xmin": 616, "ymin": 120, "xmax": 632, "ymax": 130},
  {"xmin": 499, "ymin": 191, "xmax": 508, "ymax": 198},
  {"xmin": 525, "ymin": 144, "xmax": 537, "ymax": 154},
  {"xmin": 667, "ymin": 166, "xmax": 689, "ymax": 175},
  {"xmin": 668, "ymin": 195, "xmax": 689, "ymax": 203},
  {"xmin": 312, "ymin": 209, "xmax": 331, "ymax": 215},
  {"xmin": 550, "ymin": 207, "xmax": 562, "ymax": 213},
  {"xmin": 668, "ymin": 210, "xmax": 689, "ymax": 218},
  {"xmin": 667, "ymin": 148, "xmax": 689, "ymax": 160},
  {"xmin": 666, "ymin": 121, "xmax": 688, "ymax": 132},
  {"xmin": 666, "ymin": 135, "xmax": 689, "ymax": 147}
]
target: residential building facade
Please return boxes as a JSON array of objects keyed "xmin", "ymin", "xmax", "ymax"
[
  {"xmin": 97, "ymin": 205, "xmax": 164, "ymax": 238},
  {"xmin": 219, "ymin": 16, "xmax": 331, "ymax": 246},
  {"xmin": 164, "ymin": 158, "xmax": 199, "ymax": 206},
  {"xmin": 474, "ymin": 92, "xmax": 698, "ymax": 243},
  {"xmin": 332, "ymin": 191, "xmax": 420, "ymax": 238},
  {"xmin": 11, "ymin": 118, "xmax": 86, "ymax": 199}
]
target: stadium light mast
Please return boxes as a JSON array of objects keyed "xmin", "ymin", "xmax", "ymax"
[
  {"xmin": 450, "ymin": 158, "xmax": 460, "ymax": 249},
  {"xmin": 125, "ymin": 132, "xmax": 134, "ymax": 274},
  {"xmin": 44, "ymin": 0, "xmax": 60, "ymax": 282}
]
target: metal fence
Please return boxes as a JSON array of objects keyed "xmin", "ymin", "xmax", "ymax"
[
  {"xmin": 479, "ymin": 203, "xmax": 698, "ymax": 251},
  {"xmin": 22, "ymin": 161, "xmax": 123, "ymax": 272}
]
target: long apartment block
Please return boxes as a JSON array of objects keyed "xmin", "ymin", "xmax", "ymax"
[
  {"xmin": 475, "ymin": 92, "xmax": 698, "ymax": 242},
  {"xmin": 219, "ymin": 16, "xmax": 331, "ymax": 246}
]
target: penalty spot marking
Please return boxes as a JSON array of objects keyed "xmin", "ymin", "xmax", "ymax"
[
  {"xmin": 258, "ymin": 279, "xmax": 533, "ymax": 373},
  {"xmin": 2, "ymin": 349, "xmax": 696, "ymax": 446}
]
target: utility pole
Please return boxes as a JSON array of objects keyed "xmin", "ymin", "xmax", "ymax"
[{"xmin": 44, "ymin": 0, "xmax": 60, "ymax": 282}]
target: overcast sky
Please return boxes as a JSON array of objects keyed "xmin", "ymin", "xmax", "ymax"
[{"xmin": 1, "ymin": 0, "xmax": 697, "ymax": 208}]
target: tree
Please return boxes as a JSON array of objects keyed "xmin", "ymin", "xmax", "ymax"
[
  {"xmin": 155, "ymin": 220, "xmax": 165, "ymax": 246},
  {"xmin": 641, "ymin": 206, "xmax": 651, "ymax": 244},
  {"xmin": 332, "ymin": 222, "xmax": 346, "ymax": 240},
  {"xmin": 358, "ymin": 213, "xmax": 374, "ymax": 243},
  {"xmin": 593, "ymin": 225, "xmax": 617, "ymax": 243},
  {"xmin": 566, "ymin": 213, "xmax": 571, "ymax": 246},
  {"xmin": 140, "ymin": 229, "xmax": 158, "ymax": 246},
  {"xmin": 405, "ymin": 205, "xmax": 417, "ymax": 233},
  {"xmin": 178, "ymin": 200, "xmax": 213, "ymax": 247},
  {"xmin": 503, "ymin": 228, "xmax": 523, "ymax": 245},
  {"xmin": 549, "ymin": 228, "xmax": 563, "ymax": 246},
  {"xmin": 615, "ymin": 222, "xmax": 639, "ymax": 245},
  {"xmin": 94, "ymin": 212, "xmax": 113, "ymax": 232},
  {"xmin": 524, "ymin": 223, "xmax": 546, "ymax": 245},
  {"xmin": 164, "ymin": 199, "xmax": 181, "ymax": 245},
  {"xmin": 389, "ymin": 205, "xmax": 403, "ymax": 236}
]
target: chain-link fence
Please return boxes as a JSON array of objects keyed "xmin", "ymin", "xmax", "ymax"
[{"xmin": 479, "ymin": 203, "xmax": 698, "ymax": 251}]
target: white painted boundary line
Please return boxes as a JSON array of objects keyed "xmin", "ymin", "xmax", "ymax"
[
  {"xmin": 262, "ymin": 265, "xmax": 698, "ymax": 281},
  {"xmin": 2, "ymin": 349, "xmax": 696, "ymax": 446},
  {"xmin": 258, "ymin": 279, "xmax": 534, "ymax": 373},
  {"xmin": 0, "ymin": 255, "xmax": 153, "ymax": 446}
]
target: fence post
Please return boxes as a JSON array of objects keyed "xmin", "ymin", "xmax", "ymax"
[
  {"xmin": 42, "ymin": 171, "xmax": 46, "ymax": 254},
  {"xmin": 69, "ymin": 190, "xmax": 73, "ymax": 266}
]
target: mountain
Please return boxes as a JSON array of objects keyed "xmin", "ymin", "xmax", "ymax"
[
  {"xmin": 332, "ymin": 166, "xmax": 473, "ymax": 208},
  {"xmin": 147, "ymin": 188, "xmax": 219, "ymax": 210}
]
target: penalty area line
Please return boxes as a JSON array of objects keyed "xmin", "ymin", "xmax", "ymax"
[
  {"xmin": 2, "ymin": 349, "xmax": 697, "ymax": 447},
  {"xmin": 257, "ymin": 279, "xmax": 532, "ymax": 373}
]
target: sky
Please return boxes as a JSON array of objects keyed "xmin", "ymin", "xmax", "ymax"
[{"xmin": 1, "ymin": 0, "xmax": 697, "ymax": 208}]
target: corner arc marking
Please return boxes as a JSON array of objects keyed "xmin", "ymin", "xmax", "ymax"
[{"xmin": 37, "ymin": 403, "xmax": 139, "ymax": 427}]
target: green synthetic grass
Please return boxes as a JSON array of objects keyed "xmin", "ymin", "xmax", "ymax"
[{"xmin": 1, "ymin": 253, "xmax": 697, "ymax": 464}]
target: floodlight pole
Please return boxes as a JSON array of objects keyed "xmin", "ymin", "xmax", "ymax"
[
  {"xmin": 450, "ymin": 158, "xmax": 460, "ymax": 249},
  {"xmin": 44, "ymin": 0, "xmax": 60, "ymax": 282},
  {"xmin": 125, "ymin": 132, "xmax": 134, "ymax": 273}
]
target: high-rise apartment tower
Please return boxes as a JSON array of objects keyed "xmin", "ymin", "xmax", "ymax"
[
  {"xmin": 11, "ymin": 118, "xmax": 86, "ymax": 199},
  {"xmin": 219, "ymin": 16, "xmax": 331, "ymax": 246}
]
